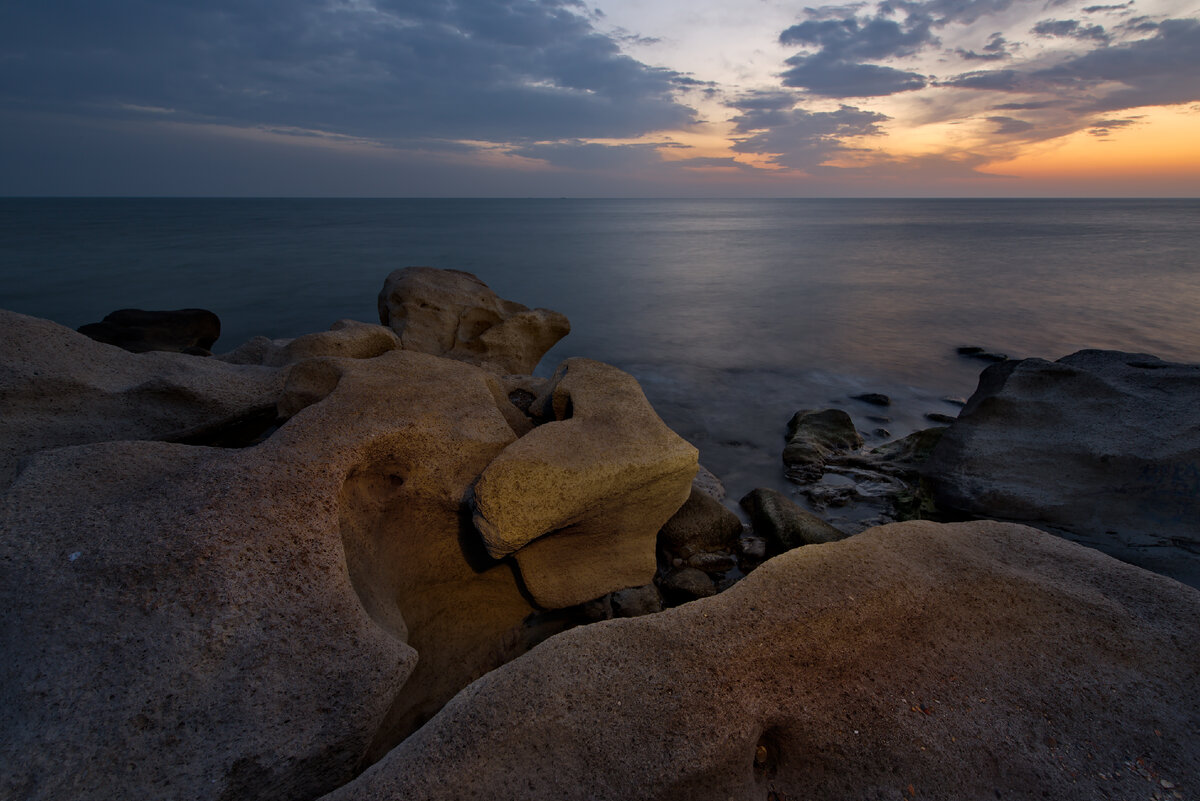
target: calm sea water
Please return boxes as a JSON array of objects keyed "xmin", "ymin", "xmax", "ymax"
[{"xmin": 3, "ymin": 198, "xmax": 1198, "ymax": 500}]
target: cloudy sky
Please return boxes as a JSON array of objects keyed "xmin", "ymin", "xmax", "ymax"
[{"xmin": 1, "ymin": 0, "xmax": 1198, "ymax": 195}]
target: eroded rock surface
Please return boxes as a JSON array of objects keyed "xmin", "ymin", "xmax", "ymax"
[
  {"xmin": 378, "ymin": 267, "xmax": 569, "ymax": 374},
  {"xmin": 472, "ymin": 358, "xmax": 699, "ymax": 608},
  {"xmin": 0, "ymin": 310, "xmax": 285, "ymax": 485},
  {"xmin": 926, "ymin": 349, "xmax": 1200, "ymax": 587},
  {"xmin": 319, "ymin": 521, "xmax": 1200, "ymax": 801}
]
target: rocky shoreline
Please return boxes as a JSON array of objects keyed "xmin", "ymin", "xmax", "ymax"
[{"xmin": 2, "ymin": 268, "xmax": 1197, "ymax": 800}]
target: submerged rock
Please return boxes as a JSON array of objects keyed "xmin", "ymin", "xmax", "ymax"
[
  {"xmin": 926, "ymin": 349, "xmax": 1200, "ymax": 587},
  {"xmin": 78, "ymin": 307, "xmax": 221, "ymax": 355},
  {"xmin": 378, "ymin": 267, "xmax": 570, "ymax": 375},
  {"xmin": 850, "ymin": 392, "xmax": 891, "ymax": 406},
  {"xmin": 782, "ymin": 408, "xmax": 863, "ymax": 482},
  {"xmin": 739, "ymin": 487, "xmax": 847, "ymax": 554},
  {"xmin": 318, "ymin": 521, "xmax": 1200, "ymax": 801}
]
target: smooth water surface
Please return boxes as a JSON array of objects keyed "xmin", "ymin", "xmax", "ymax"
[{"xmin": 3, "ymin": 197, "xmax": 1198, "ymax": 498}]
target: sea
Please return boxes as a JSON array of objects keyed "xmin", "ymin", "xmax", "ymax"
[{"xmin": 3, "ymin": 197, "xmax": 1199, "ymax": 503}]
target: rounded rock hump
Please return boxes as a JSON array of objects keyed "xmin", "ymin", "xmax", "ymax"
[
  {"xmin": 378, "ymin": 267, "xmax": 570, "ymax": 375},
  {"xmin": 471, "ymin": 358, "xmax": 699, "ymax": 608}
]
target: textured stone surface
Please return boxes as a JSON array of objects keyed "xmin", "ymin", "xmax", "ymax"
[
  {"xmin": 378, "ymin": 267, "xmax": 569, "ymax": 374},
  {"xmin": 0, "ymin": 309, "xmax": 285, "ymax": 485},
  {"xmin": 926, "ymin": 349, "xmax": 1200, "ymax": 587},
  {"xmin": 472, "ymin": 358, "xmax": 698, "ymax": 608},
  {"xmin": 0, "ymin": 346, "xmax": 568, "ymax": 801},
  {"xmin": 739, "ymin": 487, "xmax": 847, "ymax": 554},
  {"xmin": 657, "ymin": 487, "xmax": 743, "ymax": 561},
  {"xmin": 319, "ymin": 521, "xmax": 1200, "ymax": 801}
]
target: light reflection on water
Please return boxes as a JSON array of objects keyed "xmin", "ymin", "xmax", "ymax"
[{"xmin": 2, "ymin": 197, "xmax": 1198, "ymax": 499}]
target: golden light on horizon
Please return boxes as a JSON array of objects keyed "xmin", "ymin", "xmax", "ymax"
[{"xmin": 984, "ymin": 105, "xmax": 1200, "ymax": 180}]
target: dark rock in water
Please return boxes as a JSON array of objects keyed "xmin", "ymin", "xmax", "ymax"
[
  {"xmin": 926, "ymin": 349, "xmax": 1200, "ymax": 588},
  {"xmin": 866, "ymin": 414, "xmax": 891, "ymax": 424},
  {"xmin": 925, "ymin": 412, "xmax": 957, "ymax": 424},
  {"xmin": 850, "ymin": 392, "xmax": 891, "ymax": 406},
  {"xmin": 739, "ymin": 488, "xmax": 846, "ymax": 554},
  {"xmin": 956, "ymin": 346, "xmax": 1007, "ymax": 362},
  {"xmin": 78, "ymin": 308, "xmax": 221, "ymax": 355},
  {"xmin": 783, "ymin": 409, "xmax": 863, "ymax": 482},
  {"xmin": 658, "ymin": 487, "xmax": 743, "ymax": 561},
  {"xmin": 941, "ymin": 395, "xmax": 968, "ymax": 407},
  {"xmin": 872, "ymin": 427, "xmax": 891, "ymax": 438}
]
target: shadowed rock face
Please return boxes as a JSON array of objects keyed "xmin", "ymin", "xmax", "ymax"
[
  {"xmin": 378, "ymin": 267, "xmax": 570, "ymax": 375},
  {"xmin": 319, "ymin": 521, "xmax": 1200, "ymax": 801},
  {"xmin": 78, "ymin": 307, "xmax": 221, "ymax": 355},
  {"xmin": 926, "ymin": 349, "xmax": 1200, "ymax": 587}
]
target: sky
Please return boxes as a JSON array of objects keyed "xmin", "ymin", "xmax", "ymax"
[{"xmin": 1, "ymin": 0, "xmax": 1198, "ymax": 196}]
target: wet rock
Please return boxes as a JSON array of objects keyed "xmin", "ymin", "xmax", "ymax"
[
  {"xmin": 78, "ymin": 307, "xmax": 221, "ymax": 355},
  {"xmin": 941, "ymin": 395, "xmax": 968, "ymax": 407},
  {"xmin": 956, "ymin": 346, "xmax": 1008, "ymax": 362},
  {"xmin": 378, "ymin": 267, "xmax": 570, "ymax": 375},
  {"xmin": 692, "ymin": 463, "xmax": 727, "ymax": 502},
  {"xmin": 472, "ymin": 358, "xmax": 698, "ymax": 608},
  {"xmin": 659, "ymin": 566, "xmax": 717, "ymax": 601},
  {"xmin": 927, "ymin": 349, "xmax": 1200, "ymax": 587},
  {"xmin": 319, "ymin": 520, "xmax": 1200, "ymax": 801},
  {"xmin": 782, "ymin": 408, "xmax": 863, "ymax": 482},
  {"xmin": 738, "ymin": 487, "xmax": 847, "ymax": 554},
  {"xmin": 873, "ymin": 427, "xmax": 892, "ymax": 438},
  {"xmin": 658, "ymin": 487, "xmax": 743, "ymax": 562},
  {"xmin": 925, "ymin": 412, "xmax": 957, "ymax": 424},
  {"xmin": 850, "ymin": 392, "xmax": 891, "ymax": 406}
]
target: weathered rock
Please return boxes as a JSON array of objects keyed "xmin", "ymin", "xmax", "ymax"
[
  {"xmin": 692, "ymin": 463, "xmax": 726, "ymax": 501},
  {"xmin": 926, "ymin": 350, "xmax": 1200, "ymax": 588},
  {"xmin": 925, "ymin": 411, "xmax": 956, "ymax": 424},
  {"xmin": 657, "ymin": 487, "xmax": 743, "ymax": 561},
  {"xmin": 472, "ymin": 358, "xmax": 699, "ymax": 608},
  {"xmin": 378, "ymin": 267, "xmax": 570, "ymax": 374},
  {"xmin": 739, "ymin": 487, "xmax": 847, "ymax": 554},
  {"xmin": 0, "ymin": 310, "xmax": 285, "ymax": 485},
  {"xmin": 77, "ymin": 307, "xmax": 221, "ymax": 354},
  {"xmin": 318, "ymin": 520, "xmax": 1200, "ymax": 801},
  {"xmin": 782, "ymin": 408, "xmax": 863, "ymax": 481},
  {"xmin": 610, "ymin": 585, "xmax": 664, "ymax": 617}
]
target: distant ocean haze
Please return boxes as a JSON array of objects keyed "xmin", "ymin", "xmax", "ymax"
[{"xmin": 3, "ymin": 197, "xmax": 1198, "ymax": 498}]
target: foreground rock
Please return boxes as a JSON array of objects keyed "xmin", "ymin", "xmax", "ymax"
[
  {"xmin": 320, "ymin": 520, "xmax": 1200, "ymax": 801},
  {"xmin": 0, "ymin": 310, "xmax": 285, "ymax": 485},
  {"xmin": 472, "ymin": 358, "xmax": 699, "ymax": 608},
  {"xmin": 78, "ymin": 307, "xmax": 221, "ymax": 354},
  {"xmin": 927, "ymin": 350, "xmax": 1200, "ymax": 587},
  {"xmin": 378, "ymin": 267, "xmax": 570, "ymax": 374}
]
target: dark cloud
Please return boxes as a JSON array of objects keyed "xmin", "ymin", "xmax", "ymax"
[
  {"xmin": 730, "ymin": 95, "xmax": 888, "ymax": 170},
  {"xmin": 1087, "ymin": 116, "xmax": 1142, "ymax": 135},
  {"xmin": 991, "ymin": 101, "xmax": 1056, "ymax": 109},
  {"xmin": 509, "ymin": 140, "xmax": 667, "ymax": 169},
  {"xmin": 1117, "ymin": 15, "xmax": 1161, "ymax": 33},
  {"xmin": 986, "ymin": 115, "xmax": 1036, "ymax": 134},
  {"xmin": 0, "ymin": 0, "xmax": 694, "ymax": 145},
  {"xmin": 779, "ymin": 14, "xmax": 935, "ymax": 59},
  {"xmin": 936, "ymin": 69, "xmax": 1024, "ymax": 90},
  {"xmin": 1082, "ymin": 2, "xmax": 1133, "ymax": 12},
  {"xmin": 956, "ymin": 32, "xmax": 1013, "ymax": 60},
  {"xmin": 781, "ymin": 54, "xmax": 927, "ymax": 95},
  {"xmin": 888, "ymin": 0, "xmax": 1019, "ymax": 26},
  {"xmin": 1034, "ymin": 18, "xmax": 1200, "ymax": 110},
  {"xmin": 1032, "ymin": 19, "xmax": 1111, "ymax": 43}
]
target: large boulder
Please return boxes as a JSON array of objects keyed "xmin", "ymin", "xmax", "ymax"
[
  {"xmin": 378, "ymin": 267, "xmax": 570, "ymax": 375},
  {"xmin": 472, "ymin": 358, "xmax": 699, "ymax": 608},
  {"xmin": 319, "ymin": 520, "xmax": 1200, "ymax": 801},
  {"xmin": 0, "ymin": 310, "xmax": 285, "ymax": 485},
  {"xmin": 926, "ymin": 350, "xmax": 1200, "ymax": 587},
  {"xmin": 77, "ymin": 307, "xmax": 221, "ymax": 354}
]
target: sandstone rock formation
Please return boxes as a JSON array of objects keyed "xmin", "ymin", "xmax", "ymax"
[
  {"xmin": 0, "ymin": 309, "xmax": 285, "ymax": 485},
  {"xmin": 926, "ymin": 349, "xmax": 1200, "ymax": 588},
  {"xmin": 78, "ymin": 307, "xmax": 221, "ymax": 354},
  {"xmin": 319, "ymin": 521, "xmax": 1200, "ymax": 801},
  {"xmin": 378, "ymin": 267, "xmax": 570, "ymax": 374},
  {"xmin": 472, "ymin": 358, "xmax": 699, "ymax": 608}
]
